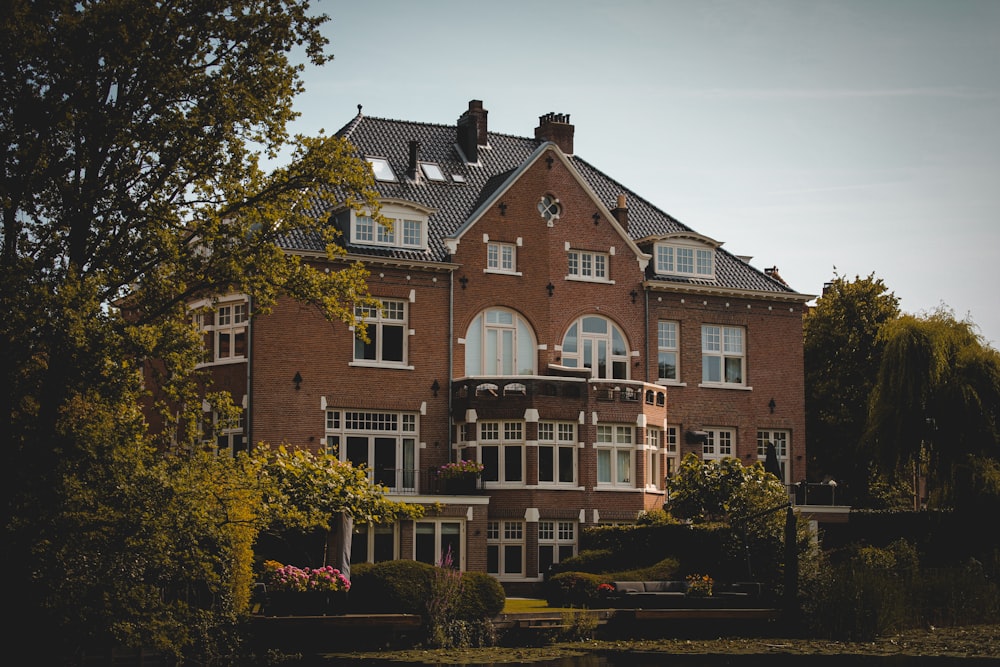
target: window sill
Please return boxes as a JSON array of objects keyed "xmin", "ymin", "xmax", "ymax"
[
  {"xmin": 349, "ymin": 361, "xmax": 415, "ymax": 370},
  {"xmin": 697, "ymin": 382, "xmax": 753, "ymax": 391},
  {"xmin": 484, "ymin": 268, "xmax": 522, "ymax": 276},
  {"xmin": 565, "ymin": 276, "xmax": 615, "ymax": 285},
  {"xmin": 656, "ymin": 379, "xmax": 686, "ymax": 387},
  {"xmin": 594, "ymin": 485, "xmax": 642, "ymax": 492},
  {"xmin": 531, "ymin": 483, "xmax": 585, "ymax": 491},
  {"xmin": 195, "ymin": 357, "xmax": 247, "ymax": 369}
]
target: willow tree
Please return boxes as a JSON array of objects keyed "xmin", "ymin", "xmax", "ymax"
[
  {"xmin": 866, "ymin": 309, "xmax": 1000, "ymax": 507},
  {"xmin": 1, "ymin": 1, "xmax": 381, "ymax": 661}
]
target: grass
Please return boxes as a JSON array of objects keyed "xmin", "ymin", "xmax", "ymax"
[{"xmin": 502, "ymin": 597, "xmax": 575, "ymax": 614}]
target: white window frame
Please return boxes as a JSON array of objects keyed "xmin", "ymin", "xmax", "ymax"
[
  {"xmin": 350, "ymin": 523, "xmax": 398, "ymax": 564},
  {"xmin": 203, "ymin": 408, "xmax": 246, "ymax": 457},
  {"xmin": 351, "ymin": 206, "xmax": 427, "ymax": 250},
  {"xmin": 560, "ymin": 315, "xmax": 630, "ymax": 379},
  {"xmin": 645, "ymin": 427, "xmax": 663, "ymax": 490},
  {"xmin": 757, "ymin": 429, "xmax": 790, "ymax": 484},
  {"xmin": 464, "ymin": 308, "xmax": 537, "ymax": 376},
  {"xmin": 353, "ymin": 299, "xmax": 409, "ymax": 368},
  {"xmin": 702, "ymin": 427, "xmax": 735, "ymax": 461},
  {"xmin": 538, "ymin": 520, "xmax": 577, "ymax": 575},
  {"xmin": 701, "ymin": 325, "xmax": 745, "ymax": 387},
  {"xmin": 657, "ymin": 320, "xmax": 680, "ymax": 383},
  {"xmin": 654, "ymin": 240, "xmax": 715, "ymax": 279},
  {"xmin": 537, "ymin": 421, "xmax": 577, "ymax": 486},
  {"xmin": 479, "ymin": 421, "xmax": 525, "ymax": 485},
  {"xmin": 415, "ymin": 520, "xmax": 465, "ymax": 570},
  {"xmin": 596, "ymin": 424, "xmax": 634, "ymax": 488},
  {"xmin": 567, "ymin": 249, "xmax": 610, "ymax": 282},
  {"xmin": 487, "ymin": 520, "xmax": 525, "ymax": 578},
  {"xmin": 486, "ymin": 241, "xmax": 518, "ymax": 275},
  {"xmin": 665, "ymin": 425, "xmax": 680, "ymax": 479},
  {"xmin": 192, "ymin": 295, "xmax": 249, "ymax": 366},
  {"xmin": 326, "ymin": 409, "xmax": 419, "ymax": 493}
]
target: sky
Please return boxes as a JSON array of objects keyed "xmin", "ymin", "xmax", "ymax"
[{"xmin": 284, "ymin": 0, "xmax": 1000, "ymax": 347}]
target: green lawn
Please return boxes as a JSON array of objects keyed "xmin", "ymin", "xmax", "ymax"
[{"xmin": 502, "ymin": 597, "xmax": 576, "ymax": 614}]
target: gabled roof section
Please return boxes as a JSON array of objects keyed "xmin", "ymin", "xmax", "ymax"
[
  {"xmin": 446, "ymin": 143, "xmax": 648, "ymax": 264},
  {"xmin": 288, "ymin": 103, "xmax": 808, "ymax": 300}
]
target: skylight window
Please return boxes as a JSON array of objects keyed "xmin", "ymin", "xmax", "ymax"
[
  {"xmin": 367, "ymin": 158, "xmax": 397, "ymax": 182},
  {"xmin": 451, "ymin": 174, "xmax": 466, "ymax": 183},
  {"xmin": 420, "ymin": 163, "xmax": 445, "ymax": 181}
]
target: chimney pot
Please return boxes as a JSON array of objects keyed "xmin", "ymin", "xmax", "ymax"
[
  {"xmin": 457, "ymin": 100, "xmax": 488, "ymax": 162},
  {"xmin": 535, "ymin": 111, "xmax": 575, "ymax": 154},
  {"xmin": 612, "ymin": 193, "xmax": 629, "ymax": 229}
]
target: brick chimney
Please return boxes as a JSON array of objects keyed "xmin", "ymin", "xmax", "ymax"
[
  {"xmin": 534, "ymin": 112, "xmax": 574, "ymax": 154},
  {"xmin": 457, "ymin": 100, "xmax": 488, "ymax": 163},
  {"xmin": 407, "ymin": 140, "xmax": 419, "ymax": 180},
  {"xmin": 612, "ymin": 193, "xmax": 629, "ymax": 230}
]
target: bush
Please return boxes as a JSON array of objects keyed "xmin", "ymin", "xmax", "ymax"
[
  {"xmin": 544, "ymin": 571, "xmax": 605, "ymax": 608},
  {"xmin": 552, "ymin": 549, "xmax": 617, "ymax": 575},
  {"xmin": 347, "ymin": 559, "xmax": 435, "ymax": 615},
  {"xmin": 610, "ymin": 556, "xmax": 680, "ymax": 582},
  {"xmin": 456, "ymin": 571, "xmax": 505, "ymax": 621}
]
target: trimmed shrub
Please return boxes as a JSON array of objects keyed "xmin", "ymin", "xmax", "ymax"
[
  {"xmin": 610, "ymin": 556, "xmax": 680, "ymax": 582},
  {"xmin": 347, "ymin": 559, "xmax": 435, "ymax": 615},
  {"xmin": 544, "ymin": 571, "xmax": 605, "ymax": 608},
  {"xmin": 456, "ymin": 571, "xmax": 505, "ymax": 621},
  {"xmin": 551, "ymin": 549, "xmax": 617, "ymax": 575}
]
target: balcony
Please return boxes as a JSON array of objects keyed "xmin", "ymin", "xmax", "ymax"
[
  {"xmin": 451, "ymin": 375, "xmax": 667, "ymax": 417},
  {"xmin": 370, "ymin": 468, "xmax": 484, "ymax": 496}
]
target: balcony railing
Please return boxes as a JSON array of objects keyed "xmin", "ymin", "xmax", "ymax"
[
  {"xmin": 368, "ymin": 468, "xmax": 484, "ymax": 496},
  {"xmin": 451, "ymin": 377, "xmax": 666, "ymax": 408},
  {"xmin": 789, "ymin": 481, "xmax": 850, "ymax": 507}
]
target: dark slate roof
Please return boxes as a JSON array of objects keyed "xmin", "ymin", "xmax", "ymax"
[{"xmin": 285, "ymin": 109, "xmax": 802, "ymax": 297}]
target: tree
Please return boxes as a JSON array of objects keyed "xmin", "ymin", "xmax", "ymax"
[
  {"xmin": 803, "ymin": 272, "xmax": 900, "ymax": 499},
  {"xmin": 866, "ymin": 308, "xmax": 1000, "ymax": 507},
  {"xmin": 1, "ymin": 1, "xmax": 383, "ymax": 661}
]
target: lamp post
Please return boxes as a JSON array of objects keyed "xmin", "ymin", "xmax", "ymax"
[{"xmin": 828, "ymin": 479, "xmax": 838, "ymax": 506}]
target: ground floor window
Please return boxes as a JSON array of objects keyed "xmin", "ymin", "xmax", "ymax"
[
  {"xmin": 326, "ymin": 409, "xmax": 418, "ymax": 492},
  {"xmin": 702, "ymin": 427, "xmax": 734, "ymax": 461},
  {"xmin": 351, "ymin": 523, "xmax": 396, "ymax": 564},
  {"xmin": 538, "ymin": 520, "xmax": 576, "ymax": 575},
  {"xmin": 487, "ymin": 520, "xmax": 524, "ymax": 577},
  {"xmin": 415, "ymin": 520, "xmax": 463, "ymax": 569},
  {"xmin": 757, "ymin": 429, "xmax": 790, "ymax": 483}
]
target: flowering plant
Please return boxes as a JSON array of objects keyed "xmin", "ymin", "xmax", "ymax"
[
  {"xmin": 597, "ymin": 582, "xmax": 615, "ymax": 595},
  {"xmin": 437, "ymin": 459, "xmax": 485, "ymax": 480},
  {"xmin": 685, "ymin": 573, "xmax": 713, "ymax": 597},
  {"xmin": 262, "ymin": 560, "xmax": 351, "ymax": 593}
]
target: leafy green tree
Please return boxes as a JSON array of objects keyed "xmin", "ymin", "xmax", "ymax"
[
  {"xmin": 1, "ymin": 1, "xmax": 386, "ymax": 662},
  {"xmin": 866, "ymin": 308, "xmax": 1000, "ymax": 506},
  {"xmin": 804, "ymin": 272, "xmax": 900, "ymax": 499}
]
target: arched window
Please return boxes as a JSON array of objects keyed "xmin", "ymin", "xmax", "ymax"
[
  {"xmin": 560, "ymin": 315, "xmax": 629, "ymax": 379},
  {"xmin": 465, "ymin": 308, "xmax": 537, "ymax": 376}
]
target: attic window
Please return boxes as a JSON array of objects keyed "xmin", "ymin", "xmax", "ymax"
[
  {"xmin": 420, "ymin": 163, "xmax": 445, "ymax": 181},
  {"xmin": 538, "ymin": 195, "xmax": 561, "ymax": 226},
  {"xmin": 451, "ymin": 174, "xmax": 466, "ymax": 183},
  {"xmin": 655, "ymin": 240, "xmax": 715, "ymax": 279},
  {"xmin": 367, "ymin": 158, "xmax": 397, "ymax": 182}
]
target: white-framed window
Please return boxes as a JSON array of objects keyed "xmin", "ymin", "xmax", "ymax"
[
  {"xmin": 646, "ymin": 427, "xmax": 662, "ymax": 490},
  {"xmin": 354, "ymin": 299, "xmax": 407, "ymax": 367},
  {"xmin": 464, "ymin": 308, "xmax": 537, "ymax": 376},
  {"xmin": 560, "ymin": 315, "xmax": 629, "ymax": 379},
  {"xmin": 567, "ymin": 249, "xmax": 609, "ymax": 282},
  {"xmin": 665, "ymin": 425, "xmax": 680, "ymax": 479},
  {"xmin": 596, "ymin": 424, "xmax": 633, "ymax": 487},
  {"xmin": 655, "ymin": 241, "xmax": 715, "ymax": 278},
  {"xmin": 487, "ymin": 520, "xmax": 524, "ymax": 577},
  {"xmin": 538, "ymin": 195, "xmax": 561, "ymax": 226},
  {"xmin": 351, "ymin": 204, "xmax": 427, "ymax": 251},
  {"xmin": 479, "ymin": 421, "xmax": 524, "ymax": 484},
  {"xmin": 538, "ymin": 520, "xmax": 577, "ymax": 575},
  {"xmin": 702, "ymin": 427, "xmax": 735, "ymax": 461},
  {"xmin": 486, "ymin": 241, "xmax": 517, "ymax": 274},
  {"xmin": 702, "ymin": 325, "xmax": 745, "ymax": 386},
  {"xmin": 193, "ymin": 297, "xmax": 248, "ymax": 364},
  {"xmin": 657, "ymin": 320, "xmax": 679, "ymax": 382},
  {"xmin": 538, "ymin": 421, "xmax": 577, "ymax": 485},
  {"xmin": 415, "ymin": 520, "xmax": 463, "ymax": 569},
  {"xmin": 420, "ymin": 162, "xmax": 445, "ymax": 181},
  {"xmin": 326, "ymin": 409, "xmax": 418, "ymax": 492},
  {"xmin": 758, "ymin": 429, "xmax": 790, "ymax": 483},
  {"xmin": 350, "ymin": 523, "xmax": 397, "ymax": 564},
  {"xmin": 203, "ymin": 409, "xmax": 247, "ymax": 457}
]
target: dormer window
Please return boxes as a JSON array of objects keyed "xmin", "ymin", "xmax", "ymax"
[
  {"xmin": 654, "ymin": 236, "xmax": 717, "ymax": 279},
  {"xmin": 367, "ymin": 157, "xmax": 397, "ymax": 182},
  {"xmin": 350, "ymin": 202, "xmax": 432, "ymax": 250}
]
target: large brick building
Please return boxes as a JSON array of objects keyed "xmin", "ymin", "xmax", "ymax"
[{"xmin": 195, "ymin": 100, "xmax": 811, "ymax": 591}]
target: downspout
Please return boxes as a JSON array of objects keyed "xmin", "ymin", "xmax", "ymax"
[
  {"xmin": 246, "ymin": 294, "xmax": 253, "ymax": 450},
  {"xmin": 448, "ymin": 270, "xmax": 455, "ymax": 463},
  {"xmin": 643, "ymin": 287, "xmax": 650, "ymax": 383}
]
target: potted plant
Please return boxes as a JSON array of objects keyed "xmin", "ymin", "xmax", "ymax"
[
  {"xmin": 262, "ymin": 560, "xmax": 351, "ymax": 616},
  {"xmin": 437, "ymin": 459, "xmax": 485, "ymax": 493}
]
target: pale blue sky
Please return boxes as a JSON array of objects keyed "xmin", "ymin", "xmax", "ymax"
[{"xmin": 286, "ymin": 0, "xmax": 1000, "ymax": 347}]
